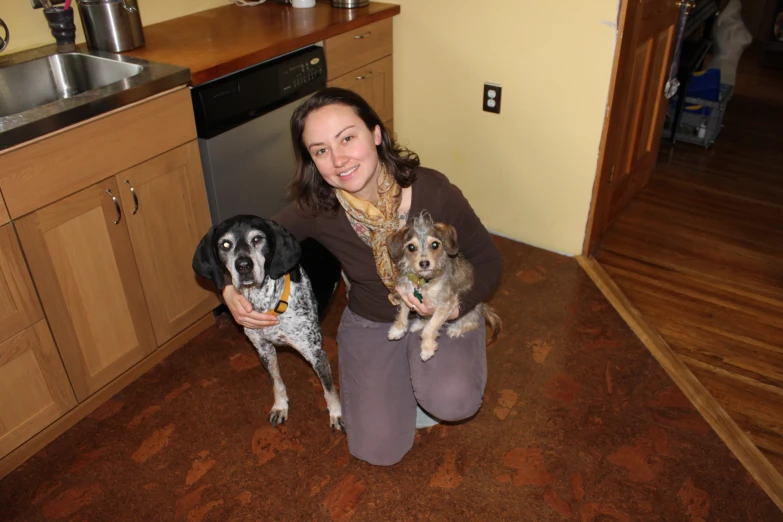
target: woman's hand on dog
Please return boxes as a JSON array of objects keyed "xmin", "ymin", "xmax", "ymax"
[
  {"xmin": 223, "ymin": 285, "xmax": 280, "ymax": 329},
  {"xmin": 396, "ymin": 288, "xmax": 459, "ymax": 320}
]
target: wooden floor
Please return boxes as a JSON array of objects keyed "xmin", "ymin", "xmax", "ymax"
[{"xmin": 596, "ymin": 46, "xmax": 783, "ymax": 474}]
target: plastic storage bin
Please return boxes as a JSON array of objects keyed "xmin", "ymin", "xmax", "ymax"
[{"xmin": 662, "ymin": 83, "xmax": 734, "ymax": 148}]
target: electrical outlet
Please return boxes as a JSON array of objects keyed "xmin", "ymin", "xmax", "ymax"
[{"xmin": 483, "ymin": 83, "xmax": 502, "ymax": 114}]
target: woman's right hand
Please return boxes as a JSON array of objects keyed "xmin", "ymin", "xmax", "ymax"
[{"xmin": 222, "ymin": 285, "xmax": 280, "ymax": 329}]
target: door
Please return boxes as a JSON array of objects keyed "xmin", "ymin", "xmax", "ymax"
[
  {"xmin": 117, "ymin": 141, "xmax": 220, "ymax": 346},
  {"xmin": 584, "ymin": 0, "xmax": 682, "ymax": 254},
  {"xmin": 15, "ymin": 178, "xmax": 157, "ymax": 402}
]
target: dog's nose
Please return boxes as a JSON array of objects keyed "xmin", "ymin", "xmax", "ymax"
[
  {"xmin": 419, "ymin": 260, "xmax": 430, "ymax": 269},
  {"xmin": 235, "ymin": 257, "xmax": 254, "ymax": 274}
]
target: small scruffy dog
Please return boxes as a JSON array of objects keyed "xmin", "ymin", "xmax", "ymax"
[{"xmin": 386, "ymin": 213, "xmax": 501, "ymax": 361}]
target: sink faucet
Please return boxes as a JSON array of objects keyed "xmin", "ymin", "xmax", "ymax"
[{"xmin": 0, "ymin": 17, "xmax": 8, "ymax": 53}]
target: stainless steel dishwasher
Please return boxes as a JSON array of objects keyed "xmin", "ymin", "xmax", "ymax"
[{"xmin": 191, "ymin": 44, "xmax": 327, "ymax": 223}]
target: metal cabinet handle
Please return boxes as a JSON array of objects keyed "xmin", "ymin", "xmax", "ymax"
[
  {"xmin": 355, "ymin": 71, "xmax": 373, "ymax": 81},
  {"xmin": 124, "ymin": 180, "xmax": 139, "ymax": 215},
  {"xmin": 106, "ymin": 189, "xmax": 121, "ymax": 225},
  {"xmin": 353, "ymin": 32, "xmax": 372, "ymax": 39}
]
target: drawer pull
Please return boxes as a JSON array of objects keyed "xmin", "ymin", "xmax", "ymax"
[
  {"xmin": 355, "ymin": 72, "xmax": 374, "ymax": 81},
  {"xmin": 124, "ymin": 180, "xmax": 139, "ymax": 215},
  {"xmin": 106, "ymin": 189, "xmax": 121, "ymax": 225},
  {"xmin": 353, "ymin": 32, "xmax": 372, "ymax": 39}
]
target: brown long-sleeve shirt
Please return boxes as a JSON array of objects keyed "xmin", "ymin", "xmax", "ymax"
[{"xmin": 273, "ymin": 167, "xmax": 503, "ymax": 323}]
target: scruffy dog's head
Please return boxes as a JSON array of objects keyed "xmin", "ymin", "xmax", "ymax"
[
  {"xmin": 192, "ymin": 215, "xmax": 301, "ymax": 291},
  {"xmin": 387, "ymin": 213, "xmax": 459, "ymax": 279}
]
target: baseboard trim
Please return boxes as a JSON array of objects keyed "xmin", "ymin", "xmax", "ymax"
[
  {"xmin": 0, "ymin": 313, "xmax": 214, "ymax": 480},
  {"xmin": 576, "ymin": 255, "xmax": 783, "ymax": 512}
]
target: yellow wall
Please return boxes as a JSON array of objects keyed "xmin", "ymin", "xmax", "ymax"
[
  {"xmin": 392, "ymin": 0, "xmax": 619, "ymax": 255},
  {"xmin": 2, "ymin": 0, "xmax": 227, "ymax": 53}
]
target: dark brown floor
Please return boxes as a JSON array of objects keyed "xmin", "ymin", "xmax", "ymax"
[
  {"xmin": 597, "ymin": 44, "xmax": 783, "ymax": 476},
  {"xmin": 1, "ymin": 237, "xmax": 780, "ymax": 521}
]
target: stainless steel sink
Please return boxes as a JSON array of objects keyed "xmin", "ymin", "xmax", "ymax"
[
  {"xmin": 0, "ymin": 53, "xmax": 143, "ymax": 118},
  {"xmin": 0, "ymin": 48, "xmax": 191, "ymax": 151}
]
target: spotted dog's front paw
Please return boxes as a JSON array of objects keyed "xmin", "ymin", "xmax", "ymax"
[
  {"xmin": 420, "ymin": 338, "xmax": 438, "ymax": 361},
  {"xmin": 268, "ymin": 407, "xmax": 288, "ymax": 427},
  {"xmin": 388, "ymin": 324, "xmax": 406, "ymax": 341},
  {"xmin": 331, "ymin": 413, "xmax": 345, "ymax": 432}
]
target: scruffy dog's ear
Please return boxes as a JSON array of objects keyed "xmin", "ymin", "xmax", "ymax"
[
  {"xmin": 386, "ymin": 226, "xmax": 410, "ymax": 261},
  {"xmin": 433, "ymin": 223, "xmax": 459, "ymax": 256},
  {"xmin": 263, "ymin": 218, "xmax": 302, "ymax": 279},
  {"xmin": 192, "ymin": 226, "xmax": 226, "ymax": 291}
]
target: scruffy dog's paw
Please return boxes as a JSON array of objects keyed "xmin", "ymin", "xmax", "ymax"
[
  {"xmin": 420, "ymin": 338, "xmax": 438, "ymax": 361},
  {"xmin": 268, "ymin": 407, "xmax": 288, "ymax": 427},
  {"xmin": 409, "ymin": 318, "xmax": 425, "ymax": 333},
  {"xmin": 388, "ymin": 324, "xmax": 406, "ymax": 341},
  {"xmin": 446, "ymin": 323, "xmax": 465, "ymax": 338}
]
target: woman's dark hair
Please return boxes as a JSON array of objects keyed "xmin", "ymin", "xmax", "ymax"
[{"xmin": 289, "ymin": 87, "xmax": 420, "ymax": 215}]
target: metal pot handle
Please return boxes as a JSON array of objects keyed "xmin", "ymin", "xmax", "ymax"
[
  {"xmin": 121, "ymin": 0, "xmax": 138, "ymax": 13},
  {"xmin": 0, "ymin": 17, "xmax": 9, "ymax": 53}
]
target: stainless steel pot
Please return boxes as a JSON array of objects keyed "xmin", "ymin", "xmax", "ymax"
[
  {"xmin": 77, "ymin": 0, "xmax": 144, "ymax": 53},
  {"xmin": 331, "ymin": 0, "xmax": 370, "ymax": 8}
]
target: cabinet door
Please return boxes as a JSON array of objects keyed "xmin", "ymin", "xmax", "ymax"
[
  {"xmin": 328, "ymin": 55, "xmax": 394, "ymax": 124},
  {"xmin": 117, "ymin": 141, "xmax": 220, "ymax": 346},
  {"xmin": 0, "ymin": 223, "xmax": 43, "ymax": 344},
  {"xmin": 0, "ymin": 320, "xmax": 75, "ymax": 460},
  {"xmin": 15, "ymin": 178, "xmax": 156, "ymax": 402}
]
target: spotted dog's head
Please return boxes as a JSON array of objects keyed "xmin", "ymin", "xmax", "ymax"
[
  {"xmin": 386, "ymin": 212, "xmax": 459, "ymax": 279},
  {"xmin": 192, "ymin": 215, "xmax": 301, "ymax": 291}
]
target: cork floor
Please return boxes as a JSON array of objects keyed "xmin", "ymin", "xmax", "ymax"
[{"xmin": 0, "ymin": 237, "xmax": 780, "ymax": 521}]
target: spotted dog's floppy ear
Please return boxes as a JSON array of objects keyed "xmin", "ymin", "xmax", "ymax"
[
  {"xmin": 192, "ymin": 225, "xmax": 227, "ymax": 291},
  {"xmin": 432, "ymin": 223, "xmax": 459, "ymax": 256},
  {"xmin": 386, "ymin": 225, "xmax": 410, "ymax": 262},
  {"xmin": 260, "ymin": 218, "xmax": 302, "ymax": 280}
]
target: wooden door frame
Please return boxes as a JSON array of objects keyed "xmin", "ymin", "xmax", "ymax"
[{"xmin": 582, "ymin": 0, "xmax": 631, "ymax": 255}]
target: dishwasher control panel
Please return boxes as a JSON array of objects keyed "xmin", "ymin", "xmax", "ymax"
[
  {"xmin": 280, "ymin": 52, "xmax": 326, "ymax": 94},
  {"xmin": 191, "ymin": 45, "xmax": 327, "ymax": 139}
]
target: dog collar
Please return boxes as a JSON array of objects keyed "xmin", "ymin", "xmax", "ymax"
[
  {"xmin": 406, "ymin": 269, "xmax": 443, "ymax": 304},
  {"xmin": 266, "ymin": 273, "xmax": 291, "ymax": 316}
]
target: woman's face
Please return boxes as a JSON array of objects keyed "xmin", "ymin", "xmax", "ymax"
[{"xmin": 302, "ymin": 103, "xmax": 383, "ymax": 203}]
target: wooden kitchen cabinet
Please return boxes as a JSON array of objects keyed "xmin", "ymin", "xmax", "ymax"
[
  {"xmin": 116, "ymin": 141, "xmax": 220, "ymax": 346},
  {"xmin": 325, "ymin": 17, "xmax": 394, "ymax": 129},
  {"xmin": 328, "ymin": 55, "xmax": 394, "ymax": 124},
  {"xmin": 15, "ymin": 177, "xmax": 158, "ymax": 402},
  {"xmin": 0, "ymin": 223, "xmax": 44, "ymax": 344},
  {"xmin": 0, "ymin": 193, "xmax": 9, "ymax": 226},
  {"xmin": 0, "ymin": 320, "xmax": 76, "ymax": 461}
]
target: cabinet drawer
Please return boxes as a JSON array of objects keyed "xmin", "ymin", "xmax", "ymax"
[
  {"xmin": 328, "ymin": 55, "xmax": 394, "ymax": 124},
  {"xmin": 0, "ymin": 223, "xmax": 44, "ymax": 344},
  {"xmin": 0, "ymin": 320, "xmax": 76, "ymax": 460},
  {"xmin": 325, "ymin": 18, "xmax": 393, "ymax": 82},
  {"xmin": 0, "ymin": 87, "xmax": 196, "ymax": 220}
]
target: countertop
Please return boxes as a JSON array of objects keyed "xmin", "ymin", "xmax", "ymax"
[{"xmin": 125, "ymin": 1, "xmax": 401, "ymax": 86}]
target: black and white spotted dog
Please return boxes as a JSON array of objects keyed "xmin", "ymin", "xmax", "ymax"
[{"xmin": 192, "ymin": 215, "xmax": 343, "ymax": 431}]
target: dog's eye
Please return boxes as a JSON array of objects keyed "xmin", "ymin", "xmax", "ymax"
[
  {"xmin": 220, "ymin": 240, "xmax": 232, "ymax": 250},
  {"xmin": 252, "ymin": 236, "xmax": 262, "ymax": 245},
  {"xmin": 431, "ymin": 241, "xmax": 440, "ymax": 250},
  {"xmin": 407, "ymin": 244, "xmax": 416, "ymax": 252}
]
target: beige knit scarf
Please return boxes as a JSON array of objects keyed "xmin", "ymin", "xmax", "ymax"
[{"xmin": 335, "ymin": 167, "xmax": 402, "ymax": 305}]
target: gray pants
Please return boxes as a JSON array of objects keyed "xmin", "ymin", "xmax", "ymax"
[{"xmin": 336, "ymin": 307, "xmax": 488, "ymax": 466}]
